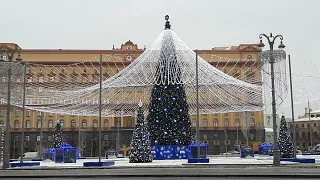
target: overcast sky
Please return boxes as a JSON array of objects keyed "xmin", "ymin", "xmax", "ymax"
[{"xmin": 2, "ymin": 0, "xmax": 320, "ymax": 117}]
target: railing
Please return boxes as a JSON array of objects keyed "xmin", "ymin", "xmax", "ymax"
[
  {"xmin": 192, "ymin": 126, "xmax": 259, "ymax": 131},
  {"xmin": 10, "ymin": 127, "xmax": 135, "ymax": 132}
]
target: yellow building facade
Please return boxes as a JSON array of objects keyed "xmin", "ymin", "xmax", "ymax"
[{"xmin": 0, "ymin": 41, "xmax": 264, "ymax": 156}]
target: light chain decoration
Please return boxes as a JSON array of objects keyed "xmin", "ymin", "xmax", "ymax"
[{"xmin": 1, "ymin": 29, "xmax": 280, "ymax": 117}]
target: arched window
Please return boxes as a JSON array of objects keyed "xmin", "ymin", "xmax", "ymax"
[
  {"xmin": 249, "ymin": 118, "xmax": 255, "ymax": 127},
  {"xmin": 48, "ymin": 120, "xmax": 53, "ymax": 128},
  {"xmin": 104, "ymin": 119, "xmax": 109, "ymax": 127},
  {"xmin": 203, "ymin": 119, "xmax": 208, "ymax": 127},
  {"xmin": 192, "ymin": 119, "xmax": 196, "ymax": 127},
  {"xmin": 26, "ymin": 120, "xmax": 31, "ymax": 128},
  {"xmin": 235, "ymin": 119, "xmax": 240, "ymax": 127},
  {"xmin": 224, "ymin": 119, "xmax": 229, "ymax": 127},
  {"xmin": 247, "ymin": 55, "xmax": 252, "ymax": 61},
  {"xmin": 71, "ymin": 120, "xmax": 76, "ymax": 128},
  {"xmin": 37, "ymin": 120, "xmax": 42, "ymax": 128},
  {"xmin": 128, "ymin": 120, "xmax": 132, "ymax": 127},
  {"xmin": 59, "ymin": 120, "xmax": 64, "ymax": 128},
  {"xmin": 15, "ymin": 120, "xmax": 19, "ymax": 128},
  {"xmin": 213, "ymin": 119, "xmax": 218, "ymax": 127},
  {"xmin": 93, "ymin": 119, "xmax": 98, "ymax": 128},
  {"xmin": 82, "ymin": 120, "xmax": 87, "ymax": 128}
]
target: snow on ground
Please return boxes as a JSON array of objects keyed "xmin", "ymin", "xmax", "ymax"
[{"xmin": 12, "ymin": 154, "xmax": 320, "ymax": 168}]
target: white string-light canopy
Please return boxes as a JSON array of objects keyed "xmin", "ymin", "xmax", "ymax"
[{"xmin": 0, "ymin": 28, "xmax": 288, "ymax": 117}]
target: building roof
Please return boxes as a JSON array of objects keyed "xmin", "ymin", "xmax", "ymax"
[{"xmin": 294, "ymin": 117, "xmax": 320, "ymax": 122}]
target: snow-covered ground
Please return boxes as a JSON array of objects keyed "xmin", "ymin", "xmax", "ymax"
[{"xmin": 10, "ymin": 154, "xmax": 320, "ymax": 168}]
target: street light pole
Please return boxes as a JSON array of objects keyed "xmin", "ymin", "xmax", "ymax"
[
  {"xmin": 0, "ymin": 44, "xmax": 23, "ymax": 169},
  {"xmin": 288, "ymin": 55, "xmax": 296, "ymax": 158},
  {"xmin": 20, "ymin": 63, "xmax": 27, "ymax": 164},
  {"xmin": 259, "ymin": 33, "xmax": 285, "ymax": 166},
  {"xmin": 98, "ymin": 54, "xmax": 102, "ymax": 162},
  {"xmin": 195, "ymin": 50, "xmax": 200, "ymax": 158}
]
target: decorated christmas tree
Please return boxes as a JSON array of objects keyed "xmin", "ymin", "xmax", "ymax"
[
  {"xmin": 277, "ymin": 115, "xmax": 294, "ymax": 158},
  {"xmin": 52, "ymin": 121, "xmax": 63, "ymax": 149},
  {"xmin": 129, "ymin": 100, "xmax": 153, "ymax": 163},
  {"xmin": 146, "ymin": 15, "xmax": 193, "ymax": 146}
]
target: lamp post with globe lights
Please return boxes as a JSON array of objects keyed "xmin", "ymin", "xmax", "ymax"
[{"xmin": 258, "ymin": 33, "xmax": 285, "ymax": 166}]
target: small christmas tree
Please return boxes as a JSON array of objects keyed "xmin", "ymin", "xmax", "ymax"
[
  {"xmin": 277, "ymin": 115, "xmax": 294, "ymax": 158},
  {"xmin": 129, "ymin": 100, "xmax": 153, "ymax": 163},
  {"xmin": 52, "ymin": 121, "xmax": 63, "ymax": 149}
]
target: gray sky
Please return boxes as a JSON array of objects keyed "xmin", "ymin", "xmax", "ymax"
[{"xmin": 2, "ymin": 0, "xmax": 320, "ymax": 117}]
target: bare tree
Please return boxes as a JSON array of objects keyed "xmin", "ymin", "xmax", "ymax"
[
  {"xmin": 241, "ymin": 112, "xmax": 250, "ymax": 146},
  {"xmin": 78, "ymin": 130, "xmax": 87, "ymax": 157}
]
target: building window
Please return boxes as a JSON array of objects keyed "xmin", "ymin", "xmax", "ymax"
[
  {"xmin": 71, "ymin": 120, "xmax": 76, "ymax": 128},
  {"xmin": 2, "ymin": 76, "xmax": 5, "ymax": 82},
  {"xmin": 48, "ymin": 120, "xmax": 53, "ymax": 128},
  {"xmin": 302, "ymin": 124, "xmax": 304, "ymax": 128},
  {"xmin": 192, "ymin": 119, "xmax": 196, "ymax": 127},
  {"xmin": 104, "ymin": 119, "xmax": 109, "ymax": 127},
  {"xmin": 249, "ymin": 118, "xmax": 255, "ymax": 127},
  {"xmin": 49, "ymin": 76, "xmax": 54, "ymax": 82},
  {"xmin": 203, "ymin": 119, "xmax": 208, "ymax": 127},
  {"xmin": 103, "ymin": 134, "xmax": 108, "ymax": 141},
  {"xmin": 48, "ymin": 135, "xmax": 52, "ymax": 141},
  {"xmin": 314, "ymin": 123, "xmax": 317, "ymax": 127},
  {"xmin": 224, "ymin": 119, "xmax": 229, "ymax": 127},
  {"xmin": 15, "ymin": 109, "xmax": 19, "ymax": 117},
  {"xmin": 235, "ymin": 119, "xmax": 240, "ymax": 127},
  {"xmin": 25, "ymin": 135, "xmax": 30, "ymax": 141},
  {"xmin": 213, "ymin": 119, "xmax": 218, "ymax": 127},
  {"xmin": 308, "ymin": 124, "xmax": 310, "ymax": 128},
  {"xmin": 60, "ymin": 120, "xmax": 64, "ymax": 128},
  {"xmin": 26, "ymin": 120, "xmax": 31, "ymax": 128},
  {"xmin": 203, "ymin": 134, "xmax": 207, "ymax": 140},
  {"xmin": 128, "ymin": 120, "xmax": 132, "ymax": 127},
  {"xmin": 235, "ymin": 112, "xmax": 239, "ymax": 116},
  {"xmin": 247, "ymin": 55, "xmax": 252, "ymax": 61},
  {"xmin": 0, "ymin": 120, "xmax": 3, "ymax": 125},
  {"xmin": 39, "ymin": 87, "xmax": 43, "ymax": 93},
  {"xmin": 296, "ymin": 124, "xmax": 299, "ymax": 128},
  {"xmin": 15, "ymin": 120, "xmax": 19, "ymax": 128},
  {"xmin": 296, "ymin": 132, "xmax": 299, "ymax": 138},
  {"xmin": 250, "ymin": 133, "xmax": 255, "ymax": 140},
  {"xmin": 39, "ymin": 76, "xmax": 44, "ymax": 83},
  {"xmin": 82, "ymin": 120, "xmax": 87, "ymax": 128},
  {"xmin": 36, "ymin": 135, "xmax": 40, "ymax": 142},
  {"xmin": 314, "ymin": 132, "xmax": 318, "ymax": 138},
  {"xmin": 27, "ymin": 77, "xmax": 33, "ymax": 83},
  {"xmin": 37, "ymin": 120, "xmax": 42, "ymax": 128},
  {"xmin": 302, "ymin": 132, "xmax": 306, "ymax": 138},
  {"xmin": 0, "ymin": 110, "xmax": 4, "ymax": 117},
  {"xmin": 93, "ymin": 119, "xmax": 98, "ymax": 128},
  {"xmin": 26, "ymin": 110, "xmax": 31, "ymax": 117}
]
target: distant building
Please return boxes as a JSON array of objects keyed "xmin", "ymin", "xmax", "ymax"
[{"xmin": 288, "ymin": 108, "xmax": 320, "ymax": 152}]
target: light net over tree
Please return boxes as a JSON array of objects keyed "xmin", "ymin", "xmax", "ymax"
[
  {"xmin": 1, "ymin": 16, "xmax": 287, "ymax": 117},
  {"xmin": 147, "ymin": 19, "xmax": 193, "ymax": 145}
]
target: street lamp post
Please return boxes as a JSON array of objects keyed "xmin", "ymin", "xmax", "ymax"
[
  {"xmin": 0, "ymin": 44, "xmax": 23, "ymax": 169},
  {"xmin": 258, "ymin": 33, "xmax": 285, "ymax": 166}
]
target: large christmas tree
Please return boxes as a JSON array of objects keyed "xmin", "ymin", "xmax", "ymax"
[
  {"xmin": 277, "ymin": 115, "xmax": 294, "ymax": 158},
  {"xmin": 129, "ymin": 100, "xmax": 153, "ymax": 163},
  {"xmin": 52, "ymin": 121, "xmax": 63, "ymax": 149},
  {"xmin": 146, "ymin": 16, "xmax": 193, "ymax": 146}
]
